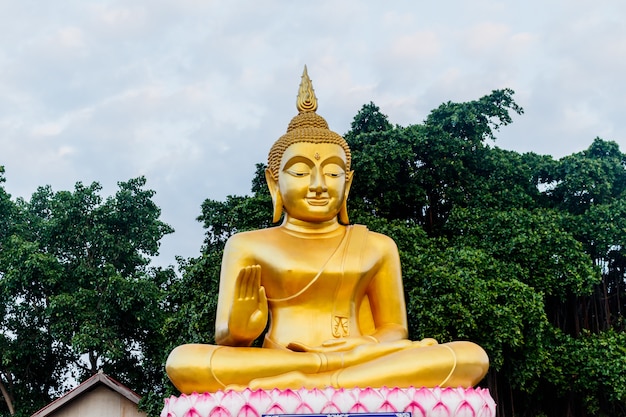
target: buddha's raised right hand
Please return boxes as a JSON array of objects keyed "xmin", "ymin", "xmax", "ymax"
[{"xmin": 228, "ymin": 265, "xmax": 268, "ymax": 343}]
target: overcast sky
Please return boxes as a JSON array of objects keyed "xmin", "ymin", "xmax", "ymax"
[{"xmin": 1, "ymin": 0, "xmax": 625, "ymax": 267}]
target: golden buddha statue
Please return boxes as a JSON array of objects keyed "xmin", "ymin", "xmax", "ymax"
[{"xmin": 166, "ymin": 67, "xmax": 489, "ymax": 394}]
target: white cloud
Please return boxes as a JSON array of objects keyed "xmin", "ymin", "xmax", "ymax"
[
  {"xmin": 0, "ymin": 0, "xmax": 625, "ymax": 266},
  {"xmin": 390, "ymin": 31, "xmax": 441, "ymax": 61},
  {"xmin": 56, "ymin": 27, "xmax": 86, "ymax": 49},
  {"xmin": 57, "ymin": 146, "xmax": 77, "ymax": 158},
  {"xmin": 31, "ymin": 107, "xmax": 94, "ymax": 137}
]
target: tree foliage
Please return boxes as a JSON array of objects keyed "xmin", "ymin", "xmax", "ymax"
[
  {"xmin": 343, "ymin": 98, "xmax": 625, "ymax": 417},
  {"xmin": 0, "ymin": 177, "xmax": 173, "ymax": 416}
]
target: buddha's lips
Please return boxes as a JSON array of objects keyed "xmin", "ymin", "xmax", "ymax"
[{"xmin": 307, "ymin": 198, "xmax": 329, "ymax": 206}]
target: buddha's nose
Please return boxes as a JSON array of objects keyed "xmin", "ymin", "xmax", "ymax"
[{"xmin": 309, "ymin": 169, "xmax": 328, "ymax": 193}]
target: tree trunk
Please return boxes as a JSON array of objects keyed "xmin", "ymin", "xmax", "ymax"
[{"xmin": 0, "ymin": 378, "xmax": 15, "ymax": 415}]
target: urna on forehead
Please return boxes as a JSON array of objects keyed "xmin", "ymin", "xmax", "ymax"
[{"xmin": 267, "ymin": 66, "xmax": 351, "ymax": 181}]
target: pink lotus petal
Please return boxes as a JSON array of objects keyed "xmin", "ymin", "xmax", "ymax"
[
  {"xmin": 404, "ymin": 401, "xmax": 427, "ymax": 417},
  {"xmin": 331, "ymin": 387, "xmax": 357, "ymax": 410},
  {"xmin": 412, "ymin": 387, "xmax": 438, "ymax": 411},
  {"xmin": 379, "ymin": 401, "xmax": 398, "ymax": 412},
  {"xmin": 460, "ymin": 388, "xmax": 486, "ymax": 413},
  {"xmin": 358, "ymin": 387, "xmax": 385, "ymax": 411},
  {"xmin": 477, "ymin": 403, "xmax": 495, "ymax": 417},
  {"xmin": 246, "ymin": 389, "xmax": 272, "ymax": 413},
  {"xmin": 160, "ymin": 398, "xmax": 171, "ymax": 417},
  {"xmin": 481, "ymin": 389, "xmax": 497, "ymax": 411},
  {"xmin": 296, "ymin": 388, "xmax": 329, "ymax": 413},
  {"xmin": 348, "ymin": 402, "xmax": 368, "ymax": 413},
  {"xmin": 211, "ymin": 390, "xmax": 226, "ymax": 402},
  {"xmin": 472, "ymin": 388, "xmax": 496, "ymax": 417},
  {"xmin": 170, "ymin": 394, "xmax": 194, "ymax": 417},
  {"xmin": 183, "ymin": 407, "xmax": 202, "ymax": 417},
  {"xmin": 320, "ymin": 401, "xmax": 342, "ymax": 414},
  {"xmin": 268, "ymin": 388, "xmax": 283, "ymax": 401},
  {"xmin": 237, "ymin": 389, "xmax": 251, "ymax": 402},
  {"xmin": 236, "ymin": 404, "xmax": 259, "ymax": 417},
  {"xmin": 221, "ymin": 390, "xmax": 246, "ymax": 411},
  {"xmin": 385, "ymin": 387, "xmax": 411, "ymax": 411},
  {"xmin": 440, "ymin": 387, "xmax": 465, "ymax": 411},
  {"xmin": 274, "ymin": 389, "xmax": 301, "ymax": 413},
  {"xmin": 193, "ymin": 394, "xmax": 220, "ymax": 416},
  {"xmin": 265, "ymin": 404, "xmax": 285, "ymax": 415},
  {"xmin": 431, "ymin": 402, "xmax": 451, "ymax": 417},
  {"xmin": 476, "ymin": 388, "xmax": 488, "ymax": 400},
  {"xmin": 294, "ymin": 402, "xmax": 314, "ymax": 414},
  {"xmin": 209, "ymin": 406, "xmax": 232, "ymax": 417},
  {"xmin": 455, "ymin": 400, "xmax": 477, "ymax": 417},
  {"xmin": 322, "ymin": 386, "xmax": 337, "ymax": 399}
]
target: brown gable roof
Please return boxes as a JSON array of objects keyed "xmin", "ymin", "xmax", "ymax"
[{"xmin": 30, "ymin": 371, "xmax": 142, "ymax": 417}]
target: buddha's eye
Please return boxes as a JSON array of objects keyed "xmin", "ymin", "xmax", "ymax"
[
  {"xmin": 323, "ymin": 164, "xmax": 344, "ymax": 178},
  {"xmin": 285, "ymin": 162, "xmax": 310, "ymax": 177}
]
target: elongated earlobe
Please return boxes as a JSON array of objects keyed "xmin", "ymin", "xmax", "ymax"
[
  {"xmin": 339, "ymin": 171, "xmax": 354, "ymax": 224},
  {"xmin": 265, "ymin": 169, "xmax": 283, "ymax": 223},
  {"xmin": 272, "ymin": 193, "xmax": 284, "ymax": 223},
  {"xmin": 339, "ymin": 201, "xmax": 349, "ymax": 224}
]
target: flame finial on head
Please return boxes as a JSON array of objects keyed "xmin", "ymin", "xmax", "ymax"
[
  {"xmin": 267, "ymin": 66, "xmax": 351, "ymax": 183},
  {"xmin": 296, "ymin": 65, "xmax": 318, "ymax": 113}
]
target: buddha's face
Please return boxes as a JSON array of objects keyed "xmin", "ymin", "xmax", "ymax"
[{"xmin": 277, "ymin": 142, "xmax": 350, "ymax": 223}]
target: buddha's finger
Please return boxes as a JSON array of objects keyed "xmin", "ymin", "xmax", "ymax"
[
  {"xmin": 416, "ymin": 338, "xmax": 438, "ymax": 346},
  {"xmin": 234, "ymin": 267, "xmax": 247, "ymax": 299},
  {"xmin": 251, "ymin": 265, "xmax": 262, "ymax": 299},
  {"xmin": 243, "ymin": 265, "xmax": 258, "ymax": 299},
  {"xmin": 258, "ymin": 286, "xmax": 268, "ymax": 313},
  {"xmin": 242, "ymin": 265, "xmax": 261, "ymax": 299},
  {"xmin": 321, "ymin": 339, "xmax": 347, "ymax": 348},
  {"xmin": 286, "ymin": 341, "xmax": 312, "ymax": 352},
  {"xmin": 241, "ymin": 266, "xmax": 253, "ymax": 299}
]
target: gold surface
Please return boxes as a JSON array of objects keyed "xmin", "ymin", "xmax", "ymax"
[
  {"xmin": 296, "ymin": 65, "xmax": 317, "ymax": 113},
  {"xmin": 166, "ymin": 67, "xmax": 489, "ymax": 394}
]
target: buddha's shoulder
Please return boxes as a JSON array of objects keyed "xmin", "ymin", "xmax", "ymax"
[
  {"xmin": 353, "ymin": 224, "xmax": 399, "ymax": 253},
  {"xmin": 225, "ymin": 227, "xmax": 282, "ymax": 245}
]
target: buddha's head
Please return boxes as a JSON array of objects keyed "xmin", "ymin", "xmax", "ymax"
[{"xmin": 265, "ymin": 66, "xmax": 354, "ymax": 224}]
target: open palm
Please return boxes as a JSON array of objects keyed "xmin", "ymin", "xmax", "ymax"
[{"xmin": 228, "ymin": 265, "xmax": 268, "ymax": 342}]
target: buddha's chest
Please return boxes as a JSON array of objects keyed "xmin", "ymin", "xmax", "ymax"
[{"xmin": 254, "ymin": 237, "xmax": 377, "ymax": 305}]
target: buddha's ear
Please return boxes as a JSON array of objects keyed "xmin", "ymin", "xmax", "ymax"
[
  {"xmin": 339, "ymin": 170, "xmax": 354, "ymax": 224},
  {"xmin": 265, "ymin": 168, "xmax": 283, "ymax": 223}
]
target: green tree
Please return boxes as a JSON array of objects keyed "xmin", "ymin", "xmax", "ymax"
[
  {"xmin": 546, "ymin": 139, "xmax": 626, "ymax": 334},
  {"xmin": 345, "ymin": 90, "xmax": 525, "ymax": 235},
  {"xmin": 346, "ymin": 101, "xmax": 393, "ymax": 136},
  {"xmin": 0, "ymin": 166, "xmax": 25, "ymax": 416},
  {"xmin": 347, "ymin": 101, "xmax": 625, "ymax": 416},
  {"xmin": 548, "ymin": 138, "xmax": 626, "ymax": 215},
  {"xmin": 0, "ymin": 167, "xmax": 15, "ymax": 241},
  {"xmin": 0, "ymin": 177, "xmax": 173, "ymax": 416}
]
